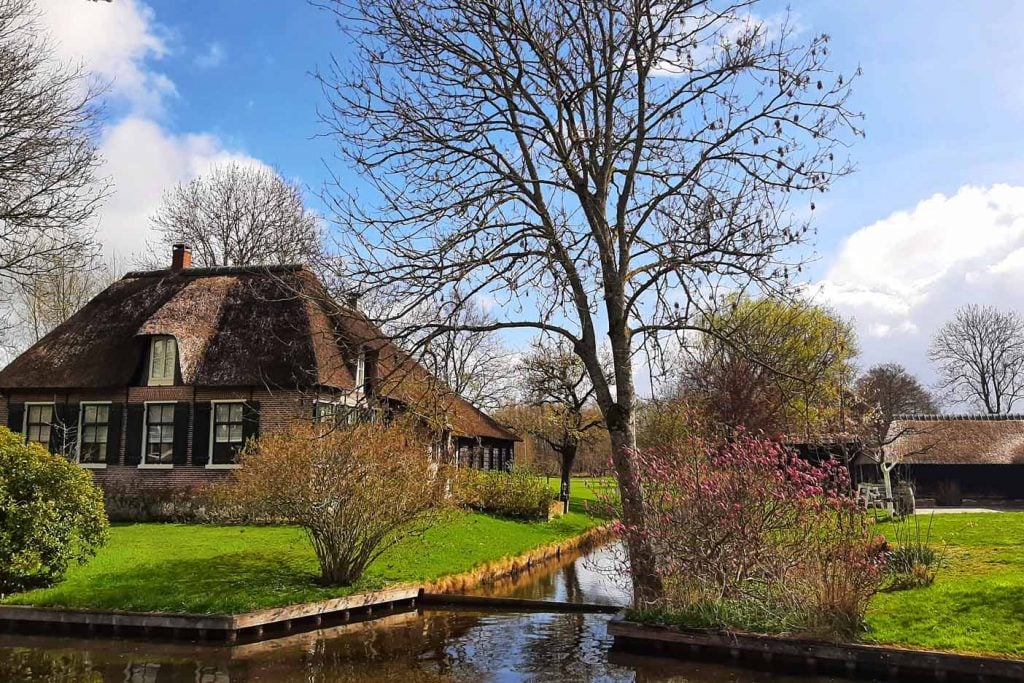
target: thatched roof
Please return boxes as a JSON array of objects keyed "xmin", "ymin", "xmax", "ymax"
[
  {"xmin": 0, "ymin": 264, "xmax": 516, "ymax": 442},
  {"xmin": 883, "ymin": 414, "xmax": 1024, "ymax": 465}
]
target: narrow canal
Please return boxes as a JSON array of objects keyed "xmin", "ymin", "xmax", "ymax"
[{"xmin": 0, "ymin": 545, "xmax": 853, "ymax": 682}]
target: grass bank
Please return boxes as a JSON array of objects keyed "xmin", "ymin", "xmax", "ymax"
[
  {"xmin": 2, "ymin": 510, "xmax": 599, "ymax": 614},
  {"xmin": 866, "ymin": 512, "xmax": 1024, "ymax": 657}
]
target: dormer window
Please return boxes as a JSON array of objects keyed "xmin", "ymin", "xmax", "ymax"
[
  {"xmin": 355, "ymin": 349, "xmax": 366, "ymax": 391},
  {"xmin": 149, "ymin": 336, "xmax": 177, "ymax": 386}
]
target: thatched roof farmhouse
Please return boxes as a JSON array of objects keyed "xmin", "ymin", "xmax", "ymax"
[{"xmin": 0, "ymin": 245, "xmax": 517, "ymax": 492}]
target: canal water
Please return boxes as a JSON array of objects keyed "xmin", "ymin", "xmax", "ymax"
[{"xmin": 0, "ymin": 545, "xmax": 853, "ymax": 682}]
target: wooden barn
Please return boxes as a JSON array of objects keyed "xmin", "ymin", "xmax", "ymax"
[{"xmin": 869, "ymin": 414, "xmax": 1024, "ymax": 502}]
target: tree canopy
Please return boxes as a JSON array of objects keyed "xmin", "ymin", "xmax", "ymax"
[
  {"xmin": 679, "ymin": 296, "xmax": 858, "ymax": 438},
  {"xmin": 929, "ymin": 304, "xmax": 1024, "ymax": 414}
]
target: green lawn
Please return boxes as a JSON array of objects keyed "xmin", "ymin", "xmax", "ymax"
[
  {"xmin": 2, "ymin": 510, "xmax": 598, "ymax": 615},
  {"xmin": 546, "ymin": 476, "xmax": 617, "ymax": 513},
  {"xmin": 865, "ymin": 512, "xmax": 1024, "ymax": 657}
]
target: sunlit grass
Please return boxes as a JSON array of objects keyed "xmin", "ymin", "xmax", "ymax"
[
  {"xmin": 2, "ymin": 511, "xmax": 599, "ymax": 614},
  {"xmin": 866, "ymin": 512, "xmax": 1024, "ymax": 657},
  {"xmin": 545, "ymin": 476, "xmax": 616, "ymax": 513}
]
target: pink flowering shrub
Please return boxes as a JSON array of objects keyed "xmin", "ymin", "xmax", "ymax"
[{"xmin": 611, "ymin": 432, "xmax": 885, "ymax": 639}]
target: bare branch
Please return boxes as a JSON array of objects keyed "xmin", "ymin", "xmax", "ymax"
[
  {"xmin": 0, "ymin": 0, "xmax": 106, "ymax": 286},
  {"xmin": 929, "ymin": 304, "xmax": 1024, "ymax": 414}
]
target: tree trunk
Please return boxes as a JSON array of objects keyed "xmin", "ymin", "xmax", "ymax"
[
  {"xmin": 559, "ymin": 443, "xmax": 577, "ymax": 514},
  {"xmin": 605, "ymin": 404, "xmax": 664, "ymax": 607}
]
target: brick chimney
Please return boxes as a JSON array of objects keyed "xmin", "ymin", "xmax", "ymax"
[{"xmin": 171, "ymin": 243, "xmax": 192, "ymax": 271}]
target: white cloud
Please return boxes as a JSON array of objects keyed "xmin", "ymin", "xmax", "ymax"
[
  {"xmin": 31, "ymin": 1, "xmax": 271, "ymax": 263},
  {"xmin": 96, "ymin": 117, "xmax": 262, "ymax": 260},
  {"xmin": 36, "ymin": 0, "xmax": 174, "ymax": 115},
  {"xmin": 194, "ymin": 41, "xmax": 225, "ymax": 69},
  {"xmin": 818, "ymin": 184, "xmax": 1024, "ymax": 384}
]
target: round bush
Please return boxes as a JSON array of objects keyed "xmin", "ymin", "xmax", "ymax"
[{"xmin": 0, "ymin": 426, "xmax": 108, "ymax": 593}]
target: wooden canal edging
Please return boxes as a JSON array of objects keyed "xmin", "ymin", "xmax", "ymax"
[
  {"xmin": 0, "ymin": 587, "xmax": 421, "ymax": 643},
  {"xmin": 0, "ymin": 589, "xmax": 619, "ymax": 643},
  {"xmin": 608, "ymin": 615, "xmax": 1024, "ymax": 682},
  {"xmin": 423, "ymin": 523, "xmax": 615, "ymax": 593}
]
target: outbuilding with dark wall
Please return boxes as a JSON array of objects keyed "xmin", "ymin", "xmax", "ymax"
[
  {"xmin": 868, "ymin": 414, "xmax": 1024, "ymax": 501},
  {"xmin": 0, "ymin": 245, "xmax": 519, "ymax": 494}
]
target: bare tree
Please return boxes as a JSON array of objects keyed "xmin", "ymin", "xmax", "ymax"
[
  {"xmin": 0, "ymin": 0, "xmax": 105, "ymax": 286},
  {"xmin": 515, "ymin": 337, "xmax": 606, "ymax": 510},
  {"xmin": 929, "ymin": 305, "xmax": 1024, "ymax": 414},
  {"xmin": 319, "ymin": 0, "xmax": 859, "ymax": 602},
  {"xmin": 413, "ymin": 299, "xmax": 516, "ymax": 410},
  {"xmin": 9, "ymin": 249, "xmax": 118, "ymax": 347},
  {"xmin": 855, "ymin": 363, "xmax": 936, "ymax": 432},
  {"xmin": 148, "ymin": 163, "xmax": 332, "ymax": 271}
]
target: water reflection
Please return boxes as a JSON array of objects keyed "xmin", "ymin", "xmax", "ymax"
[
  {"xmin": 465, "ymin": 541, "xmax": 632, "ymax": 606},
  {"xmin": 0, "ymin": 545, "xmax": 853, "ymax": 682}
]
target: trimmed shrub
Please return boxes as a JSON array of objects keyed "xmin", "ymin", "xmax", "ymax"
[
  {"xmin": 224, "ymin": 420, "xmax": 447, "ymax": 586},
  {"xmin": 454, "ymin": 467, "xmax": 555, "ymax": 520},
  {"xmin": 102, "ymin": 480, "xmax": 191, "ymax": 523},
  {"xmin": 101, "ymin": 480, "xmax": 225, "ymax": 523},
  {"xmin": 0, "ymin": 427, "xmax": 108, "ymax": 593}
]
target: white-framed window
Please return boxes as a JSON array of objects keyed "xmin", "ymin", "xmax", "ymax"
[
  {"xmin": 209, "ymin": 401, "xmax": 244, "ymax": 467},
  {"xmin": 314, "ymin": 400, "xmax": 339, "ymax": 424},
  {"xmin": 148, "ymin": 336, "xmax": 177, "ymax": 386},
  {"xmin": 143, "ymin": 402, "xmax": 175, "ymax": 466},
  {"xmin": 78, "ymin": 402, "xmax": 111, "ymax": 466},
  {"xmin": 355, "ymin": 350, "xmax": 366, "ymax": 389},
  {"xmin": 24, "ymin": 403, "xmax": 54, "ymax": 446}
]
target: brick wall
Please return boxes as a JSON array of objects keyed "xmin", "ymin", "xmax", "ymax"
[{"xmin": 90, "ymin": 464, "xmax": 235, "ymax": 491}]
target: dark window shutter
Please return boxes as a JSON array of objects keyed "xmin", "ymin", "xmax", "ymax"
[
  {"xmin": 192, "ymin": 402, "xmax": 212, "ymax": 466},
  {"xmin": 7, "ymin": 402, "xmax": 25, "ymax": 434},
  {"xmin": 106, "ymin": 403, "xmax": 123, "ymax": 465},
  {"xmin": 172, "ymin": 402, "xmax": 190, "ymax": 466},
  {"xmin": 124, "ymin": 404, "xmax": 145, "ymax": 466},
  {"xmin": 49, "ymin": 403, "xmax": 79, "ymax": 458},
  {"xmin": 242, "ymin": 401, "xmax": 261, "ymax": 444}
]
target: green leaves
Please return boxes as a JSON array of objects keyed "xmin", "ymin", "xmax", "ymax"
[{"xmin": 0, "ymin": 427, "xmax": 108, "ymax": 594}]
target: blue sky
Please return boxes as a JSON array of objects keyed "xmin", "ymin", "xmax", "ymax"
[
  {"xmin": 36, "ymin": 0, "xmax": 1024, "ymax": 398},
  {"xmin": 136, "ymin": 2, "xmax": 342, "ymax": 191}
]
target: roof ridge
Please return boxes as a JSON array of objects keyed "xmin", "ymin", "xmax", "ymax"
[
  {"xmin": 892, "ymin": 413, "xmax": 1024, "ymax": 421},
  {"xmin": 123, "ymin": 264, "xmax": 306, "ymax": 279}
]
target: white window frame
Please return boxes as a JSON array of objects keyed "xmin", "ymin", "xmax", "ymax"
[
  {"xmin": 23, "ymin": 401, "xmax": 55, "ymax": 448},
  {"xmin": 314, "ymin": 398, "xmax": 341, "ymax": 424},
  {"xmin": 207, "ymin": 399, "xmax": 245, "ymax": 469},
  {"xmin": 139, "ymin": 401, "xmax": 176, "ymax": 469},
  {"xmin": 355, "ymin": 349, "xmax": 366, "ymax": 390},
  {"xmin": 148, "ymin": 336, "xmax": 177, "ymax": 387},
  {"xmin": 76, "ymin": 401, "xmax": 112, "ymax": 469}
]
